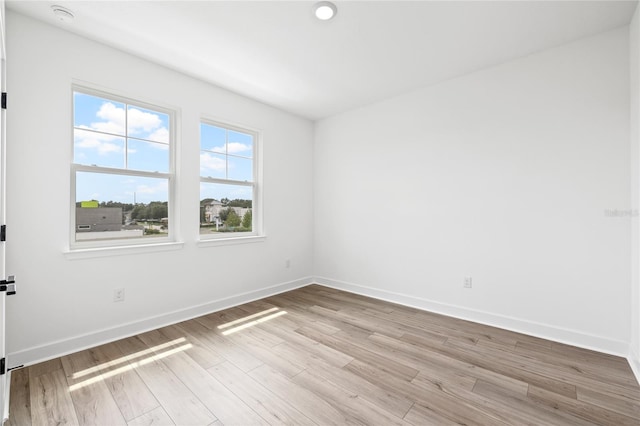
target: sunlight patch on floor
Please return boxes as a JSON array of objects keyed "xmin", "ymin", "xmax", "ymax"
[
  {"xmin": 72, "ymin": 337, "xmax": 188, "ymax": 380},
  {"xmin": 221, "ymin": 310, "xmax": 287, "ymax": 335},
  {"xmin": 217, "ymin": 307, "xmax": 280, "ymax": 330},
  {"xmin": 69, "ymin": 342, "xmax": 192, "ymax": 391}
]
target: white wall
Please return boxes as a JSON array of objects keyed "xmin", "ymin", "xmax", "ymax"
[
  {"xmin": 630, "ymin": 7, "xmax": 640, "ymax": 379},
  {"xmin": 5, "ymin": 9, "xmax": 636, "ymax": 371},
  {"xmin": 315, "ymin": 27, "xmax": 631, "ymax": 355},
  {"xmin": 5, "ymin": 12, "xmax": 314, "ymax": 366}
]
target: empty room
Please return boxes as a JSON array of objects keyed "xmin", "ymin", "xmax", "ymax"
[{"xmin": 0, "ymin": 0, "xmax": 639, "ymax": 424}]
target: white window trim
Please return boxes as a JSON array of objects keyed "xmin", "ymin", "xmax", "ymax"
[
  {"xmin": 197, "ymin": 235, "xmax": 266, "ymax": 248},
  {"xmin": 69, "ymin": 84, "xmax": 179, "ymax": 252},
  {"xmin": 64, "ymin": 242, "xmax": 184, "ymax": 260},
  {"xmin": 199, "ymin": 118, "xmax": 263, "ymax": 241}
]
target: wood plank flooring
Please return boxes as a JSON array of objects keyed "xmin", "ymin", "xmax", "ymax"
[{"xmin": 7, "ymin": 284, "xmax": 640, "ymax": 425}]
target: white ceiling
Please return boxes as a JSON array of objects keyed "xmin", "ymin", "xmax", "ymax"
[{"xmin": 7, "ymin": 1, "xmax": 638, "ymax": 120}]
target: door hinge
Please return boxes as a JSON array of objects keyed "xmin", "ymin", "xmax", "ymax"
[
  {"xmin": 0, "ymin": 358, "xmax": 5, "ymax": 375},
  {"xmin": 1, "ymin": 92, "xmax": 6, "ymax": 109},
  {"xmin": 0, "ymin": 276, "xmax": 16, "ymax": 296},
  {"xmin": 1, "ymin": 224, "xmax": 6, "ymax": 241}
]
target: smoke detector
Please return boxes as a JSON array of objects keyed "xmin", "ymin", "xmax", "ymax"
[{"xmin": 51, "ymin": 5, "xmax": 74, "ymax": 23}]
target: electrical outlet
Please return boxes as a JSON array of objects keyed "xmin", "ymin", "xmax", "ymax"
[
  {"xmin": 285, "ymin": 259, "xmax": 291, "ymax": 268},
  {"xmin": 463, "ymin": 277, "xmax": 472, "ymax": 288},
  {"xmin": 113, "ymin": 288, "xmax": 125, "ymax": 302}
]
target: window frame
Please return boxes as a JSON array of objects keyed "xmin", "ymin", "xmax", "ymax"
[
  {"xmin": 199, "ymin": 118, "xmax": 262, "ymax": 242},
  {"xmin": 69, "ymin": 85, "xmax": 177, "ymax": 250}
]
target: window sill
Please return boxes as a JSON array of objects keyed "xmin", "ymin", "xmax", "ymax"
[
  {"xmin": 64, "ymin": 241, "xmax": 184, "ymax": 260},
  {"xmin": 197, "ymin": 235, "xmax": 266, "ymax": 248}
]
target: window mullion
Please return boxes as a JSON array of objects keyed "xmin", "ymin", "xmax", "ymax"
[
  {"xmin": 73, "ymin": 127, "xmax": 127, "ymax": 141},
  {"xmin": 225, "ymin": 128, "xmax": 229, "ymax": 180},
  {"xmin": 124, "ymin": 103, "xmax": 129, "ymax": 169}
]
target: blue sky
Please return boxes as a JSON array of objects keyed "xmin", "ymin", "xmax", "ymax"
[
  {"xmin": 74, "ymin": 93, "xmax": 254, "ymax": 205},
  {"xmin": 200, "ymin": 122, "xmax": 253, "ymax": 182},
  {"xmin": 200, "ymin": 123, "xmax": 254, "ymax": 203}
]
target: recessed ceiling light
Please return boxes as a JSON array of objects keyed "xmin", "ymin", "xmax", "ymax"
[
  {"xmin": 313, "ymin": 1, "xmax": 337, "ymax": 21},
  {"xmin": 51, "ymin": 5, "xmax": 74, "ymax": 23}
]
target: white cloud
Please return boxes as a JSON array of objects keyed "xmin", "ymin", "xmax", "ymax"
[
  {"xmin": 200, "ymin": 152, "xmax": 226, "ymax": 174},
  {"xmin": 83, "ymin": 102, "xmax": 168, "ymax": 143},
  {"xmin": 227, "ymin": 142, "xmax": 251, "ymax": 154},
  {"xmin": 211, "ymin": 142, "xmax": 251, "ymax": 154},
  {"xmin": 93, "ymin": 102, "xmax": 125, "ymax": 134},
  {"xmin": 148, "ymin": 127, "xmax": 169, "ymax": 144},
  {"xmin": 136, "ymin": 182, "xmax": 166, "ymax": 195},
  {"xmin": 75, "ymin": 128, "xmax": 123, "ymax": 156},
  {"xmin": 229, "ymin": 187, "xmax": 252, "ymax": 198},
  {"xmin": 128, "ymin": 107, "xmax": 163, "ymax": 135},
  {"xmin": 200, "ymin": 182, "xmax": 251, "ymax": 200}
]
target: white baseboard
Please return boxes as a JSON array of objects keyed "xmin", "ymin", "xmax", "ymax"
[
  {"xmin": 8, "ymin": 276, "xmax": 313, "ymax": 369},
  {"xmin": 314, "ymin": 276, "xmax": 629, "ymax": 358},
  {"xmin": 2, "ymin": 370, "xmax": 11, "ymax": 424},
  {"xmin": 10, "ymin": 275, "xmax": 633, "ymax": 379},
  {"xmin": 629, "ymin": 347, "xmax": 640, "ymax": 386}
]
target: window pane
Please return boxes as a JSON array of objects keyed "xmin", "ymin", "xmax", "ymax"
[
  {"xmin": 227, "ymin": 130, "xmax": 253, "ymax": 159},
  {"xmin": 227, "ymin": 156, "xmax": 253, "ymax": 182},
  {"xmin": 200, "ymin": 152, "xmax": 227, "ymax": 178},
  {"xmin": 74, "ymin": 92, "xmax": 125, "ymax": 136},
  {"xmin": 74, "ymin": 129, "xmax": 125, "ymax": 168},
  {"xmin": 76, "ymin": 171, "xmax": 168, "ymax": 241},
  {"xmin": 200, "ymin": 123, "xmax": 254, "ymax": 181},
  {"xmin": 127, "ymin": 105, "xmax": 170, "ymax": 143},
  {"xmin": 128, "ymin": 140, "xmax": 170, "ymax": 172},
  {"xmin": 201, "ymin": 123, "xmax": 226, "ymax": 152},
  {"xmin": 199, "ymin": 182, "xmax": 252, "ymax": 235}
]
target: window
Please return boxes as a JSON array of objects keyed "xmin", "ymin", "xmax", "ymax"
[
  {"xmin": 72, "ymin": 88, "xmax": 174, "ymax": 247},
  {"xmin": 200, "ymin": 121, "xmax": 258, "ymax": 238}
]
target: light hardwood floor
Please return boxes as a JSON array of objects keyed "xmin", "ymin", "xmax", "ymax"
[{"xmin": 7, "ymin": 285, "xmax": 640, "ymax": 425}]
